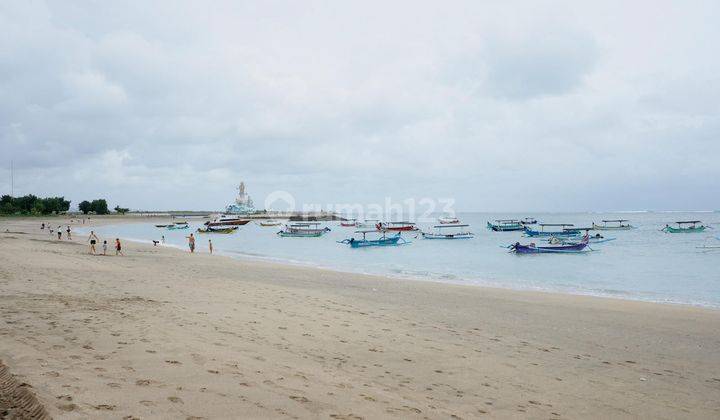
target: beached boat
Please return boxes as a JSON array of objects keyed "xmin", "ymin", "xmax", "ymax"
[
  {"xmin": 277, "ymin": 223, "xmax": 331, "ymax": 237},
  {"xmin": 356, "ymin": 219, "xmax": 379, "ymax": 229},
  {"xmin": 376, "ymin": 222, "xmax": 419, "ymax": 232},
  {"xmin": 662, "ymin": 221, "xmax": 707, "ymax": 233},
  {"xmin": 520, "ymin": 217, "xmax": 537, "ymax": 225},
  {"xmin": 509, "ymin": 237, "xmax": 590, "ymax": 254},
  {"xmin": 438, "ymin": 215, "xmax": 460, "ymax": 224},
  {"xmin": 487, "ymin": 220, "xmax": 524, "ymax": 231},
  {"xmin": 259, "ymin": 219, "xmax": 282, "ymax": 227},
  {"xmin": 592, "ymin": 219, "xmax": 633, "ymax": 230},
  {"xmin": 196, "ymin": 226, "xmax": 238, "ymax": 234},
  {"xmin": 338, "ymin": 230, "xmax": 409, "ymax": 248},
  {"xmin": 340, "ymin": 219, "xmax": 357, "ymax": 227},
  {"xmin": 524, "ymin": 224, "xmax": 581, "ymax": 237},
  {"xmin": 205, "ymin": 215, "xmax": 251, "ymax": 228},
  {"xmin": 422, "ymin": 224, "xmax": 474, "ymax": 239}
]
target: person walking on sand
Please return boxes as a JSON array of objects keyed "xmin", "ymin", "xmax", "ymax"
[
  {"xmin": 208, "ymin": 239, "xmax": 213, "ymax": 254},
  {"xmin": 161, "ymin": 235, "xmax": 165, "ymax": 244},
  {"xmin": 66, "ymin": 225, "xmax": 72, "ymax": 240},
  {"xmin": 186, "ymin": 233, "xmax": 195, "ymax": 253},
  {"xmin": 102, "ymin": 240, "xmax": 107, "ymax": 255},
  {"xmin": 41, "ymin": 222, "xmax": 45, "ymax": 231},
  {"xmin": 88, "ymin": 231, "xmax": 99, "ymax": 254},
  {"xmin": 57, "ymin": 226, "xmax": 62, "ymax": 240},
  {"xmin": 115, "ymin": 238, "xmax": 123, "ymax": 256}
]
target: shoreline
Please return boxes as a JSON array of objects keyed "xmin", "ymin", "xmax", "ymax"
[
  {"xmin": 75, "ymin": 217, "xmax": 720, "ymax": 311},
  {"xmin": 2, "ymin": 216, "xmax": 720, "ymax": 418}
]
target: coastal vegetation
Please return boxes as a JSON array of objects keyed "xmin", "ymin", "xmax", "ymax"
[
  {"xmin": 78, "ymin": 199, "xmax": 109, "ymax": 215},
  {"xmin": 0, "ymin": 194, "xmax": 70, "ymax": 215}
]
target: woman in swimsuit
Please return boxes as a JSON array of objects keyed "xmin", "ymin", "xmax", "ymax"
[{"xmin": 88, "ymin": 231, "xmax": 99, "ymax": 254}]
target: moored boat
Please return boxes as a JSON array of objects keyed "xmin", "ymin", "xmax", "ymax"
[
  {"xmin": 277, "ymin": 223, "xmax": 331, "ymax": 237},
  {"xmin": 340, "ymin": 219, "xmax": 357, "ymax": 227},
  {"xmin": 509, "ymin": 237, "xmax": 590, "ymax": 254},
  {"xmin": 356, "ymin": 219, "xmax": 379, "ymax": 229},
  {"xmin": 662, "ymin": 221, "xmax": 706, "ymax": 233},
  {"xmin": 196, "ymin": 226, "xmax": 238, "ymax": 234},
  {"xmin": 259, "ymin": 219, "xmax": 282, "ymax": 227},
  {"xmin": 376, "ymin": 222, "xmax": 419, "ymax": 232},
  {"xmin": 166, "ymin": 224, "xmax": 189, "ymax": 230},
  {"xmin": 524, "ymin": 224, "xmax": 581, "ymax": 237},
  {"xmin": 487, "ymin": 220, "xmax": 524, "ymax": 231},
  {"xmin": 520, "ymin": 217, "xmax": 537, "ymax": 225},
  {"xmin": 338, "ymin": 230, "xmax": 409, "ymax": 248},
  {"xmin": 155, "ymin": 224, "xmax": 171, "ymax": 228},
  {"xmin": 422, "ymin": 224, "xmax": 474, "ymax": 239},
  {"xmin": 438, "ymin": 215, "xmax": 460, "ymax": 224},
  {"xmin": 592, "ymin": 219, "xmax": 633, "ymax": 230},
  {"xmin": 205, "ymin": 215, "xmax": 251, "ymax": 227}
]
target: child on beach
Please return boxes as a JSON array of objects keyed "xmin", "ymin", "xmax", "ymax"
[
  {"xmin": 115, "ymin": 238, "xmax": 123, "ymax": 256},
  {"xmin": 187, "ymin": 233, "xmax": 195, "ymax": 253},
  {"xmin": 66, "ymin": 226, "xmax": 71, "ymax": 240},
  {"xmin": 57, "ymin": 226, "xmax": 62, "ymax": 240},
  {"xmin": 209, "ymin": 239, "xmax": 213, "ymax": 254},
  {"xmin": 102, "ymin": 240, "xmax": 107, "ymax": 255},
  {"xmin": 88, "ymin": 231, "xmax": 99, "ymax": 254}
]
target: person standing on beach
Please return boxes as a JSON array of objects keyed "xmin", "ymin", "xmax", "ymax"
[
  {"xmin": 187, "ymin": 233, "xmax": 195, "ymax": 253},
  {"xmin": 208, "ymin": 239, "xmax": 213, "ymax": 254},
  {"xmin": 88, "ymin": 231, "xmax": 99, "ymax": 254},
  {"xmin": 57, "ymin": 226, "xmax": 62, "ymax": 240},
  {"xmin": 115, "ymin": 238, "xmax": 123, "ymax": 256},
  {"xmin": 66, "ymin": 226, "xmax": 72, "ymax": 240},
  {"xmin": 102, "ymin": 240, "xmax": 107, "ymax": 255},
  {"xmin": 41, "ymin": 222, "xmax": 45, "ymax": 231},
  {"xmin": 161, "ymin": 235, "xmax": 165, "ymax": 244}
]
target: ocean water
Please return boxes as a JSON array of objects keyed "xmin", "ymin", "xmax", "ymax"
[{"xmin": 81, "ymin": 212, "xmax": 720, "ymax": 308}]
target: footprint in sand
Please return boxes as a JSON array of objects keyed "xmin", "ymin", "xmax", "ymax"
[{"xmin": 168, "ymin": 396, "xmax": 183, "ymax": 404}]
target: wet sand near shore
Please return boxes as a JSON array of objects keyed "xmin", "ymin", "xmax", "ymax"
[{"xmin": 1, "ymin": 217, "xmax": 719, "ymax": 419}]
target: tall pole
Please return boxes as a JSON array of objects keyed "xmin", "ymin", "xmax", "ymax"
[{"xmin": 10, "ymin": 160, "xmax": 13, "ymax": 197}]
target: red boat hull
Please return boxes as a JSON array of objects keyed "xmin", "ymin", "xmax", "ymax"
[{"xmin": 206, "ymin": 219, "xmax": 250, "ymax": 227}]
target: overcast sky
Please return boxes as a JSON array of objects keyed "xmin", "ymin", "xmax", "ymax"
[{"xmin": 1, "ymin": 0, "xmax": 719, "ymax": 212}]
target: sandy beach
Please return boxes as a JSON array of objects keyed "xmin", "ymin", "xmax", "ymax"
[{"xmin": 1, "ymin": 217, "xmax": 719, "ymax": 419}]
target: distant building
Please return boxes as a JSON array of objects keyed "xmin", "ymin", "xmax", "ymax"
[{"xmin": 225, "ymin": 182, "xmax": 256, "ymax": 214}]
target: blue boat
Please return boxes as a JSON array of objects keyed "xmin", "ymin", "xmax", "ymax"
[
  {"xmin": 524, "ymin": 223, "xmax": 581, "ymax": 237},
  {"xmin": 509, "ymin": 237, "xmax": 590, "ymax": 254},
  {"xmin": 338, "ymin": 230, "xmax": 409, "ymax": 248},
  {"xmin": 487, "ymin": 219, "xmax": 524, "ymax": 231}
]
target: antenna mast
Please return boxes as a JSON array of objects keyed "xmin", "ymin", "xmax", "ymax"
[{"xmin": 10, "ymin": 160, "xmax": 13, "ymax": 197}]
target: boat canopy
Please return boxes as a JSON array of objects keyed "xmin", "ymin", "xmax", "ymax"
[
  {"xmin": 290, "ymin": 222, "xmax": 322, "ymax": 227},
  {"xmin": 601, "ymin": 219, "xmax": 628, "ymax": 223},
  {"xmin": 495, "ymin": 219, "xmax": 520, "ymax": 223},
  {"xmin": 539, "ymin": 223, "xmax": 574, "ymax": 227},
  {"xmin": 676, "ymin": 220, "xmax": 701, "ymax": 224},
  {"xmin": 388, "ymin": 221, "xmax": 414, "ymax": 225},
  {"xmin": 433, "ymin": 224, "xmax": 470, "ymax": 228}
]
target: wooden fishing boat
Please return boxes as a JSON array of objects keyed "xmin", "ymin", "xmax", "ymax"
[
  {"xmin": 662, "ymin": 221, "xmax": 706, "ymax": 233},
  {"xmin": 545, "ymin": 232, "xmax": 615, "ymax": 245},
  {"xmin": 277, "ymin": 223, "xmax": 331, "ymax": 237},
  {"xmin": 509, "ymin": 237, "xmax": 590, "ymax": 254},
  {"xmin": 520, "ymin": 217, "xmax": 537, "ymax": 225},
  {"xmin": 259, "ymin": 219, "xmax": 282, "ymax": 227},
  {"xmin": 196, "ymin": 226, "xmax": 238, "ymax": 234},
  {"xmin": 166, "ymin": 224, "xmax": 189, "ymax": 230},
  {"xmin": 422, "ymin": 224, "xmax": 474, "ymax": 239},
  {"xmin": 340, "ymin": 219, "xmax": 357, "ymax": 227},
  {"xmin": 155, "ymin": 224, "xmax": 171, "ymax": 228},
  {"xmin": 376, "ymin": 222, "xmax": 419, "ymax": 232},
  {"xmin": 592, "ymin": 219, "xmax": 633, "ymax": 230},
  {"xmin": 438, "ymin": 215, "xmax": 460, "ymax": 224},
  {"xmin": 487, "ymin": 220, "xmax": 524, "ymax": 232},
  {"xmin": 174, "ymin": 221, "xmax": 188, "ymax": 225},
  {"xmin": 524, "ymin": 224, "xmax": 581, "ymax": 237},
  {"xmin": 205, "ymin": 215, "xmax": 251, "ymax": 227},
  {"xmin": 338, "ymin": 230, "xmax": 409, "ymax": 248}
]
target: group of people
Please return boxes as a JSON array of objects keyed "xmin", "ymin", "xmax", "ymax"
[
  {"xmin": 41, "ymin": 222, "xmax": 72, "ymax": 240},
  {"xmin": 87, "ymin": 231, "xmax": 123, "ymax": 256},
  {"xmin": 185, "ymin": 233, "xmax": 213, "ymax": 254}
]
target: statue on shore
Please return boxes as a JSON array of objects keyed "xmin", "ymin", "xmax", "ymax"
[{"xmin": 225, "ymin": 182, "xmax": 256, "ymax": 214}]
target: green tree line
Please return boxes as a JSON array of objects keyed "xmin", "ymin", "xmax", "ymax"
[{"xmin": 0, "ymin": 195, "xmax": 71, "ymax": 215}]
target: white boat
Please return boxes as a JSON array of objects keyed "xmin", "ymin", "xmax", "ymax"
[
  {"xmin": 259, "ymin": 219, "xmax": 282, "ymax": 227},
  {"xmin": 592, "ymin": 219, "xmax": 634, "ymax": 230},
  {"xmin": 205, "ymin": 214, "xmax": 251, "ymax": 227},
  {"xmin": 356, "ymin": 219, "xmax": 379, "ymax": 229},
  {"xmin": 422, "ymin": 224, "xmax": 474, "ymax": 239},
  {"xmin": 438, "ymin": 215, "xmax": 460, "ymax": 224}
]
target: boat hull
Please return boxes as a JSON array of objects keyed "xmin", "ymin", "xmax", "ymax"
[
  {"xmin": 207, "ymin": 219, "xmax": 250, "ymax": 227},
  {"xmin": 487, "ymin": 222, "xmax": 524, "ymax": 231},
  {"xmin": 166, "ymin": 225, "xmax": 189, "ymax": 230},
  {"xmin": 422, "ymin": 233, "xmax": 474, "ymax": 239},
  {"xmin": 196, "ymin": 227, "xmax": 238, "ymax": 234},
  {"xmin": 511, "ymin": 242, "xmax": 589, "ymax": 254},
  {"xmin": 592, "ymin": 223, "xmax": 633, "ymax": 230},
  {"xmin": 349, "ymin": 237, "xmax": 402, "ymax": 248},
  {"xmin": 663, "ymin": 226, "xmax": 706, "ymax": 233}
]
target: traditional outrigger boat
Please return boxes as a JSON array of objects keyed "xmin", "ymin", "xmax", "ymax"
[
  {"xmin": 422, "ymin": 224, "xmax": 474, "ymax": 239},
  {"xmin": 545, "ymin": 230, "xmax": 615, "ymax": 245},
  {"xmin": 205, "ymin": 215, "xmax": 251, "ymax": 228},
  {"xmin": 438, "ymin": 215, "xmax": 460, "ymax": 224},
  {"xmin": 259, "ymin": 219, "xmax": 282, "ymax": 227},
  {"xmin": 697, "ymin": 237, "xmax": 720, "ymax": 250},
  {"xmin": 592, "ymin": 219, "xmax": 633, "ymax": 230},
  {"xmin": 376, "ymin": 221, "xmax": 419, "ymax": 232},
  {"xmin": 277, "ymin": 222, "xmax": 331, "ymax": 237},
  {"xmin": 524, "ymin": 223, "xmax": 581, "ymax": 237},
  {"xmin": 196, "ymin": 226, "xmax": 238, "ymax": 234},
  {"xmin": 520, "ymin": 217, "xmax": 537, "ymax": 225},
  {"xmin": 166, "ymin": 224, "xmax": 189, "ymax": 230},
  {"xmin": 509, "ymin": 237, "xmax": 590, "ymax": 254},
  {"xmin": 487, "ymin": 219, "xmax": 524, "ymax": 231},
  {"xmin": 340, "ymin": 219, "xmax": 357, "ymax": 227},
  {"xmin": 155, "ymin": 224, "xmax": 171, "ymax": 228},
  {"xmin": 338, "ymin": 230, "xmax": 409, "ymax": 248},
  {"xmin": 174, "ymin": 221, "xmax": 188, "ymax": 225},
  {"xmin": 662, "ymin": 221, "xmax": 707, "ymax": 233}
]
